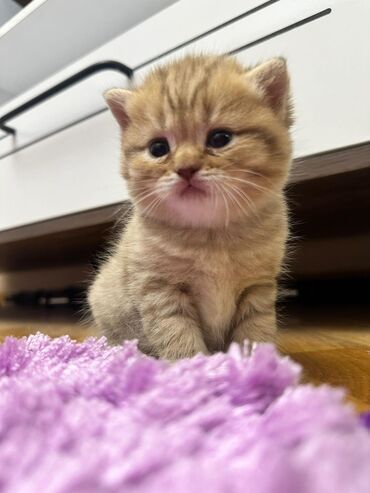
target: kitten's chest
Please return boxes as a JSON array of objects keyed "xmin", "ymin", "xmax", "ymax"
[{"xmin": 191, "ymin": 252, "xmax": 245, "ymax": 348}]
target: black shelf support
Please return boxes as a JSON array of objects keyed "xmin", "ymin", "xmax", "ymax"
[{"xmin": 0, "ymin": 60, "xmax": 133, "ymax": 135}]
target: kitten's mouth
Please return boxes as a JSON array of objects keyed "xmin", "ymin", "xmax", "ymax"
[
  {"xmin": 180, "ymin": 184, "xmax": 206, "ymax": 198},
  {"xmin": 176, "ymin": 179, "xmax": 207, "ymax": 199}
]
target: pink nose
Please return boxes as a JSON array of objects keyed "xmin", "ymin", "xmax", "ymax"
[{"xmin": 177, "ymin": 166, "xmax": 199, "ymax": 181}]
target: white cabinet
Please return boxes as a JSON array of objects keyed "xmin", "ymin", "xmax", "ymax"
[
  {"xmin": 0, "ymin": 0, "xmax": 177, "ymax": 104},
  {"xmin": 0, "ymin": 112, "xmax": 128, "ymax": 231},
  {"xmin": 233, "ymin": 0, "xmax": 370, "ymax": 158},
  {"xmin": 134, "ymin": 0, "xmax": 370, "ymax": 158},
  {"xmin": 0, "ymin": 0, "xmax": 254, "ymax": 150},
  {"xmin": 0, "ymin": 0, "xmax": 369, "ymax": 233},
  {"xmin": 0, "ymin": 65, "xmax": 131, "ymax": 158}
]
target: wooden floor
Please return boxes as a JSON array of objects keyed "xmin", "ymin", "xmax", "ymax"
[
  {"xmin": 277, "ymin": 304, "xmax": 370, "ymax": 412},
  {"xmin": 0, "ymin": 303, "xmax": 369, "ymax": 411}
]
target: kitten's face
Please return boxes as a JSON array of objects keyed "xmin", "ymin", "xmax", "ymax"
[{"xmin": 107, "ymin": 55, "xmax": 292, "ymax": 228}]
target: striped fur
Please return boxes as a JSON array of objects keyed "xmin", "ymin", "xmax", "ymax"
[{"xmin": 88, "ymin": 54, "xmax": 293, "ymax": 359}]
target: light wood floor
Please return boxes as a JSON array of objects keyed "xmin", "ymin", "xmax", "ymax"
[
  {"xmin": 0, "ymin": 304, "xmax": 369, "ymax": 411},
  {"xmin": 277, "ymin": 304, "xmax": 370, "ymax": 412}
]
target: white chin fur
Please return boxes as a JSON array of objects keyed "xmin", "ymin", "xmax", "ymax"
[{"xmin": 162, "ymin": 194, "xmax": 227, "ymax": 228}]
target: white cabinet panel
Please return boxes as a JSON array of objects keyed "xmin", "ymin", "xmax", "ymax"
[
  {"xmin": 0, "ymin": 112, "xmax": 127, "ymax": 231},
  {"xmin": 0, "ymin": 67, "xmax": 130, "ymax": 159},
  {"xmin": 2, "ymin": 0, "xmax": 368, "ymax": 161},
  {"xmin": 0, "ymin": 0, "xmax": 177, "ymax": 100},
  {"xmin": 135, "ymin": 0, "xmax": 370, "ymax": 158},
  {"xmin": 234, "ymin": 2, "xmax": 370, "ymax": 157},
  {"xmin": 111, "ymin": 0, "xmax": 271, "ymax": 70},
  {"xmin": 1, "ymin": 0, "xmax": 368, "ymax": 232},
  {"xmin": 0, "ymin": 0, "xmax": 261, "ymax": 152}
]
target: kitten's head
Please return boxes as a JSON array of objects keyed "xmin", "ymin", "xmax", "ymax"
[{"xmin": 106, "ymin": 54, "xmax": 293, "ymax": 228}]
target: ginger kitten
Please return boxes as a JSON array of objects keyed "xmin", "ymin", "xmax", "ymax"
[{"xmin": 88, "ymin": 54, "xmax": 293, "ymax": 359}]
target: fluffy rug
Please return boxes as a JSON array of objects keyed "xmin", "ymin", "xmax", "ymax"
[{"xmin": 0, "ymin": 334, "xmax": 369, "ymax": 493}]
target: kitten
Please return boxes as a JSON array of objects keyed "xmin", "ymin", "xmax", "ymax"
[{"xmin": 88, "ymin": 54, "xmax": 293, "ymax": 359}]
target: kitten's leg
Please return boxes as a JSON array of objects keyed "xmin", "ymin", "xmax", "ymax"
[
  {"xmin": 140, "ymin": 279, "xmax": 209, "ymax": 360},
  {"xmin": 88, "ymin": 257, "xmax": 141, "ymax": 345},
  {"xmin": 230, "ymin": 282, "xmax": 277, "ymax": 345}
]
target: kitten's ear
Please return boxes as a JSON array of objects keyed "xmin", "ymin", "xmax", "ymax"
[
  {"xmin": 104, "ymin": 88, "xmax": 132, "ymax": 128},
  {"xmin": 247, "ymin": 58, "xmax": 292, "ymax": 126}
]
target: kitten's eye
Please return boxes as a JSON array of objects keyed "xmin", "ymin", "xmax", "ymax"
[
  {"xmin": 206, "ymin": 130, "xmax": 233, "ymax": 149},
  {"xmin": 149, "ymin": 138, "xmax": 170, "ymax": 158}
]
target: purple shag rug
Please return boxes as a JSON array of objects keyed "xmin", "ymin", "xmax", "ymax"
[{"xmin": 0, "ymin": 334, "xmax": 369, "ymax": 493}]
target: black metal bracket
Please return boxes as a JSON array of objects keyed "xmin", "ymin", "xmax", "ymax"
[
  {"xmin": 0, "ymin": 60, "xmax": 133, "ymax": 136},
  {"xmin": 0, "ymin": 123, "xmax": 16, "ymax": 135}
]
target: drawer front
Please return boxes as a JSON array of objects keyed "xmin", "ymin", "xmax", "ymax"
[
  {"xmin": 134, "ymin": 0, "xmax": 370, "ymax": 158},
  {"xmin": 0, "ymin": 0, "xmax": 257, "ymax": 151},
  {"xmin": 0, "ymin": 111, "xmax": 128, "ymax": 231},
  {"xmin": 234, "ymin": 0, "xmax": 370, "ymax": 157},
  {"xmin": 2, "ymin": 0, "xmax": 368, "ymax": 159},
  {"xmin": 0, "ymin": 65, "xmax": 130, "ymax": 159}
]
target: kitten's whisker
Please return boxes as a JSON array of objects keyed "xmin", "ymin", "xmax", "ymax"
[
  {"xmin": 212, "ymin": 175, "xmax": 250, "ymax": 222},
  {"xmin": 144, "ymin": 185, "xmax": 173, "ymax": 214},
  {"xmin": 225, "ymin": 182, "xmax": 264, "ymax": 227},
  {"xmin": 143, "ymin": 196, "xmax": 162, "ymax": 218},
  {"xmin": 221, "ymin": 182, "xmax": 248, "ymax": 221},
  {"xmin": 224, "ymin": 181, "xmax": 259, "ymax": 218},
  {"xmin": 148, "ymin": 200, "xmax": 161, "ymax": 217},
  {"xmin": 156, "ymin": 184, "xmax": 174, "ymax": 194},
  {"xmin": 231, "ymin": 168, "xmax": 276, "ymax": 187},
  {"xmin": 217, "ymin": 175, "xmax": 259, "ymax": 220},
  {"xmin": 133, "ymin": 190, "xmax": 160, "ymax": 206},
  {"xmin": 225, "ymin": 175, "xmax": 279, "ymax": 197},
  {"xmin": 213, "ymin": 181, "xmax": 230, "ymax": 228},
  {"xmin": 129, "ymin": 177, "xmax": 163, "ymax": 190},
  {"xmin": 210, "ymin": 179, "xmax": 217, "ymax": 211},
  {"xmin": 117, "ymin": 202, "xmax": 135, "ymax": 223},
  {"xmin": 214, "ymin": 174, "xmax": 254, "ymax": 207},
  {"xmin": 132, "ymin": 187, "xmax": 154, "ymax": 195},
  {"xmin": 229, "ymin": 168, "xmax": 265, "ymax": 178}
]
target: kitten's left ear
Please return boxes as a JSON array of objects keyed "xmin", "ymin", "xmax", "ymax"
[
  {"xmin": 247, "ymin": 58, "xmax": 292, "ymax": 127},
  {"xmin": 104, "ymin": 88, "xmax": 132, "ymax": 129}
]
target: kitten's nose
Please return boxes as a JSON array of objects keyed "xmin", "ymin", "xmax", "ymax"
[{"xmin": 177, "ymin": 166, "xmax": 200, "ymax": 181}]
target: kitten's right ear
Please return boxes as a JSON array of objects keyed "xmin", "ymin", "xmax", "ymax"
[
  {"xmin": 104, "ymin": 88, "xmax": 131, "ymax": 128},
  {"xmin": 246, "ymin": 58, "xmax": 292, "ymax": 127}
]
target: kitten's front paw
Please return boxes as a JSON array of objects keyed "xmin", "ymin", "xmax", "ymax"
[{"xmin": 232, "ymin": 324, "xmax": 276, "ymax": 345}]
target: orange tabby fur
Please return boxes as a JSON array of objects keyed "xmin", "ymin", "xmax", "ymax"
[{"xmin": 88, "ymin": 54, "xmax": 293, "ymax": 359}]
